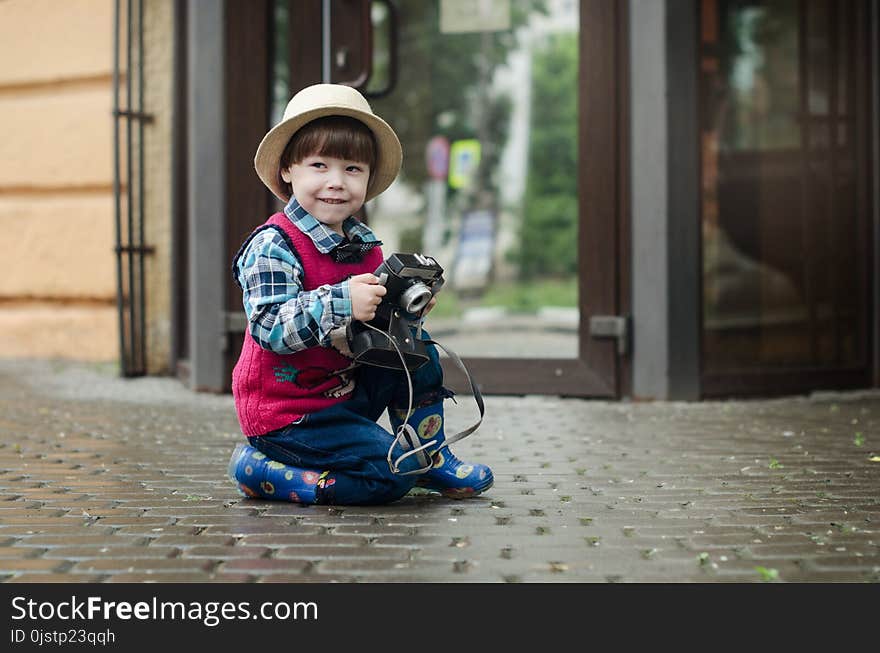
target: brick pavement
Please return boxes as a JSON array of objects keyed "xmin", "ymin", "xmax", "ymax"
[{"xmin": 0, "ymin": 359, "xmax": 878, "ymax": 583}]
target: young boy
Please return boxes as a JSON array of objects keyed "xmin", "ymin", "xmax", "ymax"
[{"xmin": 227, "ymin": 83, "xmax": 493, "ymax": 505}]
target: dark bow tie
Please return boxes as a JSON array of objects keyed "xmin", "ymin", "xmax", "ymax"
[{"xmin": 330, "ymin": 238, "xmax": 382, "ymax": 263}]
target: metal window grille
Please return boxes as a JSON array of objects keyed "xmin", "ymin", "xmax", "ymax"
[{"xmin": 112, "ymin": 0, "xmax": 154, "ymax": 376}]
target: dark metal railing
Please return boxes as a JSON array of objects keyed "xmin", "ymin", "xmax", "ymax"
[{"xmin": 112, "ymin": 0, "xmax": 154, "ymax": 376}]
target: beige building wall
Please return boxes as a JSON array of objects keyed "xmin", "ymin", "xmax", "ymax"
[
  {"xmin": 0, "ymin": 0, "xmax": 118, "ymax": 361},
  {"xmin": 0, "ymin": 0, "xmax": 176, "ymax": 372}
]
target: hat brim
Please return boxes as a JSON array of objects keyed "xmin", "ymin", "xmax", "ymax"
[{"xmin": 254, "ymin": 106, "xmax": 402, "ymax": 203}]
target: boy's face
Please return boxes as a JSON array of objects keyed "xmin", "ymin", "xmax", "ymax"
[{"xmin": 281, "ymin": 154, "xmax": 370, "ymax": 235}]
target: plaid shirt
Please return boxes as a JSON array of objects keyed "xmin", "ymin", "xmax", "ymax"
[{"xmin": 234, "ymin": 198, "xmax": 379, "ymax": 354}]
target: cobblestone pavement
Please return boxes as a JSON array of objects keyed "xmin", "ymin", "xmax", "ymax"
[{"xmin": 0, "ymin": 358, "xmax": 878, "ymax": 583}]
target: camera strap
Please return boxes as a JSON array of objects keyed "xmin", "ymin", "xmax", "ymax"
[
  {"xmin": 424, "ymin": 339, "xmax": 485, "ymax": 447},
  {"xmin": 355, "ymin": 321, "xmax": 484, "ymax": 475},
  {"xmin": 389, "ymin": 338, "xmax": 486, "ymax": 474}
]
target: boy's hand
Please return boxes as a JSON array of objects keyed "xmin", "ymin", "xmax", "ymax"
[{"xmin": 349, "ymin": 273, "xmax": 387, "ymax": 322}]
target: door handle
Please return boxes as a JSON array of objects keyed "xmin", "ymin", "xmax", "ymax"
[{"xmin": 589, "ymin": 315, "xmax": 631, "ymax": 356}]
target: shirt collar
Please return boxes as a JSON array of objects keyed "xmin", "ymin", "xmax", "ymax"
[{"xmin": 283, "ymin": 196, "xmax": 378, "ymax": 254}]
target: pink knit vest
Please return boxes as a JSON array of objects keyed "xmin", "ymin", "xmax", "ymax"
[{"xmin": 231, "ymin": 212, "xmax": 384, "ymax": 436}]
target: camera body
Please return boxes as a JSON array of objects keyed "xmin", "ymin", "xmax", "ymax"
[
  {"xmin": 347, "ymin": 253, "xmax": 445, "ymax": 370},
  {"xmin": 371, "ymin": 253, "xmax": 444, "ymax": 328}
]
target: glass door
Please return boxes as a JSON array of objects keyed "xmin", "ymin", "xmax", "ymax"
[
  {"xmin": 363, "ymin": 0, "xmax": 581, "ymax": 363},
  {"xmin": 699, "ymin": 0, "xmax": 873, "ymax": 395},
  {"xmin": 264, "ymin": 0, "xmax": 625, "ymax": 397}
]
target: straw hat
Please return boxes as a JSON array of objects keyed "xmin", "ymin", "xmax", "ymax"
[{"xmin": 254, "ymin": 83, "xmax": 402, "ymax": 203}]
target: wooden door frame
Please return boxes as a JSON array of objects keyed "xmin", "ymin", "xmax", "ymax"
[
  {"xmin": 442, "ymin": 0, "xmax": 630, "ymax": 398},
  {"xmin": 221, "ymin": 0, "xmax": 274, "ymax": 393},
  {"xmin": 448, "ymin": 0, "xmax": 632, "ymax": 399},
  {"xmin": 217, "ymin": 0, "xmax": 631, "ymax": 398}
]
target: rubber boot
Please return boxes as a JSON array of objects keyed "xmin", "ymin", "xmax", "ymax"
[
  {"xmin": 389, "ymin": 403, "xmax": 493, "ymax": 499},
  {"xmin": 227, "ymin": 442, "xmax": 335, "ymax": 504}
]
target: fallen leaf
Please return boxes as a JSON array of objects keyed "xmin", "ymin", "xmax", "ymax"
[{"xmin": 754, "ymin": 566, "xmax": 779, "ymax": 582}]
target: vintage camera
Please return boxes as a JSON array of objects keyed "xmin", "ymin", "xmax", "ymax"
[
  {"xmin": 347, "ymin": 253, "xmax": 445, "ymax": 370},
  {"xmin": 371, "ymin": 253, "xmax": 445, "ymax": 323}
]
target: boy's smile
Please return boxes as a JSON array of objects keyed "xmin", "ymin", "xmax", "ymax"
[{"xmin": 282, "ymin": 155, "xmax": 370, "ymax": 235}]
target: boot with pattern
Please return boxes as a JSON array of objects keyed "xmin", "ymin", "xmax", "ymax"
[
  {"xmin": 227, "ymin": 442, "xmax": 336, "ymax": 504},
  {"xmin": 389, "ymin": 403, "xmax": 493, "ymax": 499}
]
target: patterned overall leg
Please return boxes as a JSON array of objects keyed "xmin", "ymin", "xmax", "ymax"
[{"xmin": 227, "ymin": 443, "xmax": 328, "ymax": 504}]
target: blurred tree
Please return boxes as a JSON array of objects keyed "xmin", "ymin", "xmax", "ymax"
[
  {"xmin": 369, "ymin": 0, "xmax": 547, "ymax": 204},
  {"xmin": 514, "ymin": 31, "xmax": 578, "ymax": 278}
]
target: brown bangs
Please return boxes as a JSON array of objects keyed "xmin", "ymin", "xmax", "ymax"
[{"xmin": 281, "ymin": 116, "xmax": 377, "ymax": 170}]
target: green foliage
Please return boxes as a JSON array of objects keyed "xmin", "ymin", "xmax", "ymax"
[
  {"xmin": 520, "ymin": 194, "xmax": 578, "ymax": 277},
  {"xmin": 512, "ymin": 32, "xmax": 579, "ymax": 278},
  {"xmin": 754, "ymin": 566, "xmax": 779, "ymax": 582},
  {"xmin": 423, "ymin": 295, "xmax": 458, "ymax": 320},
  {"xmin": 429, "ymin": 277, "xmax": 576, "ymax": 319},
  {"xmin": 480, "ymin": 277, "xmax": 577, "ymax": 313},
  {"xmin": 369, "ymin": 0, "xmax": 548, "ymax": 197}
]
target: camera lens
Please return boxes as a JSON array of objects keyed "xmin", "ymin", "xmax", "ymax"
[{"xmin": 400, "ymin": 283, "xmax": 432, "ymax": 313}]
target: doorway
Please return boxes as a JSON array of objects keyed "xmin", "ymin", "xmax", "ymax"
[{"xmin": 221, "ymin": 0, "xmax": 629, "ymax": 397}]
